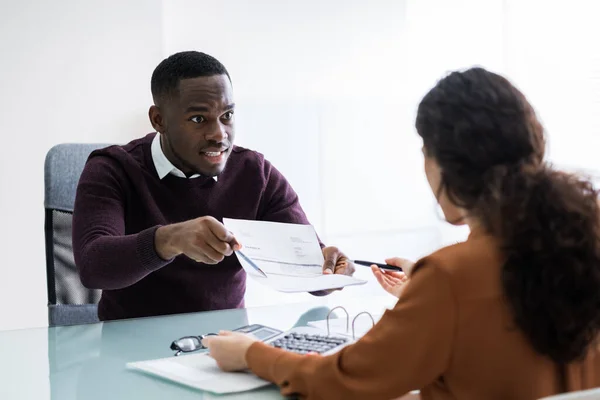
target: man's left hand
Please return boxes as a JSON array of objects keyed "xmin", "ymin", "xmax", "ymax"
[
  {"xmin": 310, "ymin": 247, "xmax": 355, "ymax": 296},
  {"xmin": 322, "ymin": 246, "xmax": 355, "ymax": 276}
]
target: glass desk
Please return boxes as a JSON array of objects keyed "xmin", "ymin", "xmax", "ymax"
[{"xmin": 0, "ymin": 294, "xmax": 396, "ymax": 400}]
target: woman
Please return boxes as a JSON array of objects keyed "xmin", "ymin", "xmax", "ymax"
[{"xmin": 202, "ymin": 68, "xmax": 600, "ymax": 399}]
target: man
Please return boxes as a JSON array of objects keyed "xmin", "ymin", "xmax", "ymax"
[{"xmin": 72, "ymin": 51, "xmax": 354, "ymax": 321}]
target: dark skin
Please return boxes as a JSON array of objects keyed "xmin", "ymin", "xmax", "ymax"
[
  {"xmin": 150, "ymin": 75, "xmax": 235, "ymax": 178},
  {"xmin": 149, "ymin": 75, "xmax": 354, "ymax": 284}
]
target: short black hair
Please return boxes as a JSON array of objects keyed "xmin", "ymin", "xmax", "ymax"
[{"xmin": 150, "ymin": 51, "xmax": 231, "ymax": 104}]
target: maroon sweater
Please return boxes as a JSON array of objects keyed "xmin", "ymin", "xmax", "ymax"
[{"xmin": 72, "ymin": 133, "xmax": 313, "ymax": 321}]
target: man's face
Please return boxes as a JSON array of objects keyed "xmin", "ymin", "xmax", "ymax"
[{"xmin": 151, "ymin": 74, "xmax": 235, "ymax": 177}]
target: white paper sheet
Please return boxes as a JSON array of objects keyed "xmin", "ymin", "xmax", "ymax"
[
  {"xmin": 127, "ymin": 353, "xmax": 271, "ymax": 394},
  {"xmin": 308, "ymin": 313, "xmax": 383, "ymax": 338},
  {"xmin": 223, "ymin": 218, "xmax": 367, "ymax": 292}
]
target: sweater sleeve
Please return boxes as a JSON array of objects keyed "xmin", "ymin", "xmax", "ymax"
[
  {"xmin": 246, "ymin": 260, "xmax": 456, "ymax": 400},
  {"xmin": 72, "ymin": 155, "xmax": 172, "ymax": 290}
]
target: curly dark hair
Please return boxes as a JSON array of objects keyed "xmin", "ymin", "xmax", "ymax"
[{"xmin": 416, "ymin": 67, "xmax": 600, "ymax": 363}]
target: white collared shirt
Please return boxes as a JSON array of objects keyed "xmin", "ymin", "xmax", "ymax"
[{"xmin": 151, "ymin": 133, "xmax": 217, "ymax": 181}]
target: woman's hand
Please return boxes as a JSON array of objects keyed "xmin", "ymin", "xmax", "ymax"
[
  {"xmin": 371, "ymin": 257, "xmax": 414, "ymax": 298},
  {"xmin": 201, "ymin": 331, "xmax": 258, "ymax": 372}
]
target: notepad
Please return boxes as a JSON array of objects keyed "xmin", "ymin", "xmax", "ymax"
[
  {"xmin": 127, "ymin": 353, "xmax": 271, "ymax": 394},
  {"xmin": 223, "ymin": 218, "xmax": 367, "ymax": 292}
]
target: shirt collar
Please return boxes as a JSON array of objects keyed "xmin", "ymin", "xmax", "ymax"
[{"xmin": 151, "ymin": 133, "xmax": 217, "ymax": 181}]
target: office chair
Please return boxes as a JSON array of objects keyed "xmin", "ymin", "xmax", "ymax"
[{"xmin": 44, "ymin": 143, "xmax": 110, "ymax": 326}]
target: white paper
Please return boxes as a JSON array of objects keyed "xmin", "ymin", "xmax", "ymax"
[
  {"xmin": 127, "ymin": 353, "xmax": 271, "ymax": 394},
  {"xmin": 224, "ymin": 218, "xmax": 324, "ymax": 276},
  {"xmin": 250, "ymin": 273, "xmax": 367, "ymax": 293},
  {"xmin": 308, "ymin": 313, "xmax": 383, "ymax": 338},
  {"xmin": 223, "ymin": 218, "xmax": 367, "ymax": 292}
]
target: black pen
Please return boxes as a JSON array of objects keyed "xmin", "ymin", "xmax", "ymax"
[{"xmin": 353, "ymin": 260, "xmax": 403, "ymax": 272}]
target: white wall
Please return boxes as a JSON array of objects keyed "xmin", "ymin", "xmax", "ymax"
[
  {"xmin": 502, "ymin": 0, "xmax": 600, "ymax": 171},
  {"xmin": 2, "ymin": 0, "xmax": 600, "ymax": 331},
  {"xmin": 0, "ymin": 0, "xmax": 163, "ymax": 331}
]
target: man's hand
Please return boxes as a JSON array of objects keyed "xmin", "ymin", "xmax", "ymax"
[
  {"xmin": 310, "ymin": 246, "xmax": 355, "ymax": 296},
  {"xmin": 154, "ymin": 216, "xmax": 241, "ymax": 264},
  {"xmin": 322, "ymin": 246, "xmax": 355, "ymax": 276}
]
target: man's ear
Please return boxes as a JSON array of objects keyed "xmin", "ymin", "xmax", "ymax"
[{"xmin": 149, "ymin": 105, "xmax": 165, "ymax": 133}]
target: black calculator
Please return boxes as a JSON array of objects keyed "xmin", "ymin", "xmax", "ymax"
[{"xmin": 234, "ymin": 324, "xmax": 351, "ymax": 355}]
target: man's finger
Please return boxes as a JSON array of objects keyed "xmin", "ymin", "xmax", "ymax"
[
  {"xmin": 228, "ymin": 237, "xmax": 242, "ymax": 252},
  {"xmin": 189, "ymin": 242, "xmax": 223, "ymax": 264},
  {"xmin": 322, "ymin": 247, "xmax": 339, "ymax": 273},
  {"xmin": 333, "ymin": 262, "xmax": 346, "ymax": 273},
  {"xmin": 209, "ymin": 223, "xmax": 241, "ymax": 252},
  {"xmin": 200, "ymin": 241, "xmax": 226, "ymax": 262},
  {"xmin": 323, "ymin": 258, "xmax": 336, "ymax": 273},
  {"xmin": 206, "ymin": 219, "xmax": 237, "ymax": 243},
  {"xmin": 334, "ymin": 260, "xmax": 355, "ymax": 276},
  {"xmin": 187, "ymin": 251, "xmax": 216, "ymax": 264},
  {"xmin": 205, "ymin": 234, "xmax": 234, "ymax": 256}
]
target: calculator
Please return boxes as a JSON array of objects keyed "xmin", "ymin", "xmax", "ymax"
[
  {"xmin": 234, "ymin": 324, "xmax": 351, "ymax": 355},
  {"xmin": 233, "ymin": 324, "xmax": 282, "ymax": 341}
]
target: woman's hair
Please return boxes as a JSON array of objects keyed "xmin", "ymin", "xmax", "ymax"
[{"xmin": 416, "ymin": 67, "xmax": 600, "ymax": 363}]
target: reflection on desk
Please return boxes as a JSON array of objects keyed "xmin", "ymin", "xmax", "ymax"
[{"xmin": 0, "ymin": 295, "xmax": 395, "ymax": 400}]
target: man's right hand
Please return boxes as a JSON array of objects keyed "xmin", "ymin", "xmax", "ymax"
[{"xmin": 154, "ymin": 216, "xmax": 241, "ymax": 264}]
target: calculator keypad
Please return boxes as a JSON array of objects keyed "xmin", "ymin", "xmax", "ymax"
[{"xmin": 269, "ymin": 332, "xmax": 348, "ymax": 354}]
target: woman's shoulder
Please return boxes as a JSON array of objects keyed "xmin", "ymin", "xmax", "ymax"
[{"xmin": 412, "ymin": 234, "xmax": 503, "ymax": 286}]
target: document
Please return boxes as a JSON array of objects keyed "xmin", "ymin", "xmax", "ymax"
[
  {"xmin": 223, "ymin": 218, "xmax": 367, "ymax": 292},
  {"xmin": 127, "ymin": 353, "xmax": 272, "ymax": 394},
  {"xmin": 308, "ymin": 313, "xmax": 383, "ymax": 338}
]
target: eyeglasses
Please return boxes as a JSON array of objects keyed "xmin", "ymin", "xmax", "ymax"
[{"xmin": 170, "ymin": 333, "xmax": 217, "ymax": 356}]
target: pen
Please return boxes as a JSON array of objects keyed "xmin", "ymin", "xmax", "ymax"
[
  {"xmin": 235, "ymin": 250, "xmax": 268, "ymax": 278},
  {"xmin": 353, "ymin": 260, "xmax": 403, "ymax": 272}
]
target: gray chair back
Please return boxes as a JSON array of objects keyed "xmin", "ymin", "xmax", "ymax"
[{"xmin": 44, "ymin": 143, "xmax": 110, "ymax": 326}]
